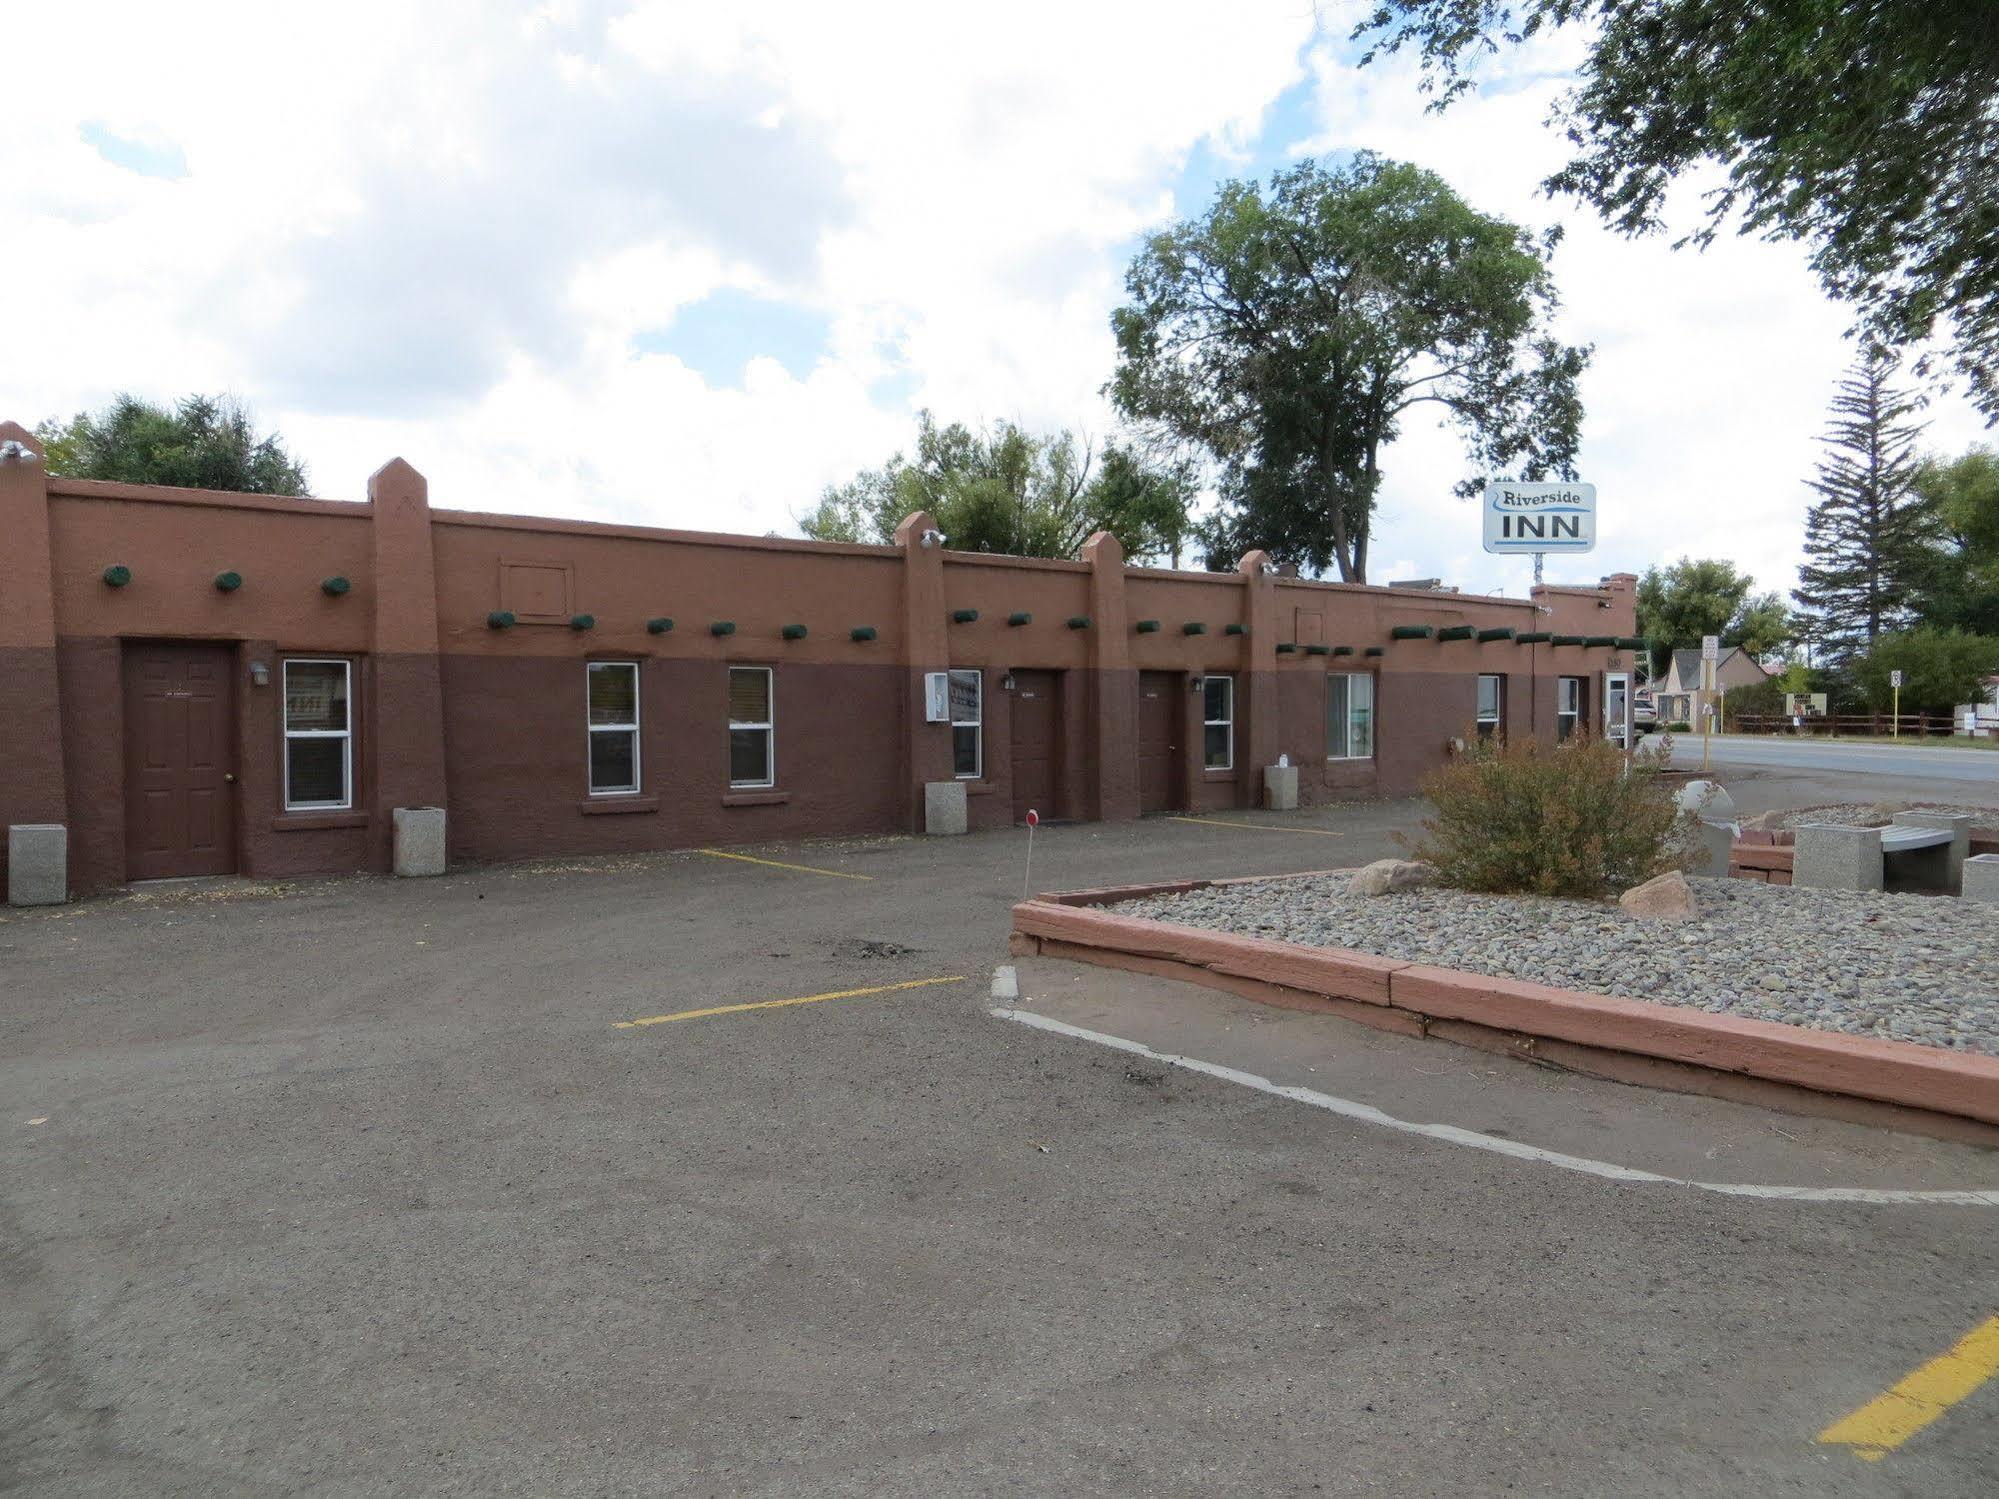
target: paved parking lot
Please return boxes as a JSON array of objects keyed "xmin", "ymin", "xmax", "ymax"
[{"xmin": 5, "ymin": 786, "xmax": 1997, "ymax": 1495}]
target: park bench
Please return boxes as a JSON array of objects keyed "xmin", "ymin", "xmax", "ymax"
[{"xmin": 1794, "ymin": 814, "xmax": 1973, "ymax": 894}]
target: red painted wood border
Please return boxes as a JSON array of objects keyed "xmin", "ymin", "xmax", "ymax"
[{"xmin": 1012, "ymin": 881, "xmax": 1999, "ymax": 1129}]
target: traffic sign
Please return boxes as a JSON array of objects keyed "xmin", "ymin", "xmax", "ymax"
[
  {"xmin": 1701, "ymin": 635, "xmax": 1719, "ymax": 661},
  {"xmin": 1482, "ymin": 482, "xmax": 1596, "ymax": 555},
  {"xmin": 1891, "ymin": 669, "xmax": 1904, "ymax": 688}
]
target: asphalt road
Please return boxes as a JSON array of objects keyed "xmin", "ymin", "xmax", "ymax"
[
  {"xmin": 1652, "ymin": 730, "xmax": 1999, "ymax": 786},
  {"xmin": 5, "ymin": 790, "xmax": 1997, "ymax": 1496}
]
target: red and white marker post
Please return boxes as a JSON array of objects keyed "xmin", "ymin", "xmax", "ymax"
[{"xmin": 1022, "ymin": 808, "xmax": 1039, "ymax": 900}]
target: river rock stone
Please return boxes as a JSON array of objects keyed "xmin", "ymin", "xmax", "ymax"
[
  {"xmin": 1618, "ymin": 870, "xmax": 1697, "ymax": 922},
  {"xmin": 1350, "ymin": 859, "xmax": 1436, "ymax": 897}
]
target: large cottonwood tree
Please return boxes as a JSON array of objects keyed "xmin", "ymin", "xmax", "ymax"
[{"xmin": 1107, "ymin": 154, "xmax": 1588, "ymax": 582}]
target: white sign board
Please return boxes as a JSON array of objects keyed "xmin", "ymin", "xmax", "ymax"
[
  {"xmin": 1701, "ymin": 635, "xmax": 1719, "ymax": 662},
  {"xmin": 1891, "ymin": 669, "xmax": 1904, "ymax": 688},
  {"xmin": 1482, "ymin": 482, "xmax": 1596, "ymax": 555}
]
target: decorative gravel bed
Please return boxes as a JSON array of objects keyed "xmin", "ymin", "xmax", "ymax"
[{"xmin": 1116, "ymin": 876, "xmax": 1999, "ymax": 1055}]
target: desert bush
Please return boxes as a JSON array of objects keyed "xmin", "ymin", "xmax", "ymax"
[{"xmin": 1404, "ymin": 732, "xmax": 1691, "ymax": 899}]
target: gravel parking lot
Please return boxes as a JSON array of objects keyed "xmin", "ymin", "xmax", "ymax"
[{"xmin": 1119, "ymin": 874, "xmax": 1999, "ymax": 1053}]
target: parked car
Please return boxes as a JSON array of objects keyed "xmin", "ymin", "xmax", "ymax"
[{"xmin": 1633, "ymin": 686, "xmax": 1658, "ymax": 726}]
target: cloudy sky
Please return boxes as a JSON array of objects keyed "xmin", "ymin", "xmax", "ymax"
[{"xmin": 5, "ymin": 0, "xmax": 1988, "ymax": 598}]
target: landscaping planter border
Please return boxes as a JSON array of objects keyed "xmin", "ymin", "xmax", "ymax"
[{"xmin": 1010, "ymin": 877, "xmax": 1999, "ymax": 1143}]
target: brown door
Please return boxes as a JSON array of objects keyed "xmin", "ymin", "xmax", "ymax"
[
  {"xmin": 1009, "ymin": 669, "xmax": 1060, "ymax": 824},
  {"xmin": 124, "ymin": 643, "xmax": 237, "ymax": 880},
  {"xmin": 1136, "ymin": 671, "xmax": 1181, "ymax": 814}
]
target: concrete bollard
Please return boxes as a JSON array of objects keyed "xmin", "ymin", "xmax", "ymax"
[
  {"xmin": 923, "ymin": 781, "xmax": 968, "ymax": 836},
  {"xmin": 392, "ymin": 807, "xmax": 447, "ymax": 877},
  {"xmin": 7, "ymin": 824, "xmax": 68, "ymax": 906},
  {"xmin": 1262, "ymin": 764, "xmax": 1299, "ymax": 812},
  {"xmin": 1794, "ymin": 823, "xmax": 1883, "ymax": 893},
  {"xmin": 1964, "ymin": 854, "xmax": 1999, "ymax": 904},
  {"xmin": 1891, "ymin": 811, "xmax": 1973, "ymax": 893},
  {"xmin": 1694, "ymin": 820, "xmax": 1735, "ymax": 880}
]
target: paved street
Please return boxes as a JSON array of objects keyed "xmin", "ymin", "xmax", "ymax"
[
  {"xmin": 1653, "ymin": 730, "xmax": 1999, "ymax": 786},
  {"xmin": 5, "ymin": 786, "xmax": 1998, "ymax": 1496}
]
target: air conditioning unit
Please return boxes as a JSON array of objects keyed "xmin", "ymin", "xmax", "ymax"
[{"xmin": 924, "ymin": 672, "xmax": 950, "ymax": 723}]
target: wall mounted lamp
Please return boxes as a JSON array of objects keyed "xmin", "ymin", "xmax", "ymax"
[
  {"xmin": 1001, "ymin": 672, "xmax": 1017, "ymax": 692},
  {"xmin": 249, "ymin": 661, "xmax": 271, "ymax": 687},
  {"xmin": 919, "ymin": 528, "xmax": 947, "ymax": 548}
]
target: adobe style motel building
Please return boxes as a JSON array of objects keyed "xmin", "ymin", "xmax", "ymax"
[{"xmin": 0, "ymin": 420, "xmax": 1641, "ymax": 903}]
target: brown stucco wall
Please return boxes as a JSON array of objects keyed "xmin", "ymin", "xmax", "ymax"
[{"xmin": 0, "ymin": 441, "xmax": 1638, "ymax": 899}]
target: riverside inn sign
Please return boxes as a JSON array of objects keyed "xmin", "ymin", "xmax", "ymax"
[{"xmin": 1482, "ymin": 481, "xmax": 1597, "ymax": 555}]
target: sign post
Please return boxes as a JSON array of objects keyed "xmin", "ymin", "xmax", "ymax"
[
  {"xmin": 1700, "ymin": 635, "xmax": 1719, "ymax": 772},
  {"xmin": 1891, "ymin": 669, "xmax": 1903, "ymax": 737},
  {"xmin": 1481, "ymin": 481, "xmax": 1597, "ymax": 584},
  {"xmin": 1021, "ymin": 808, "xmax": 1039, "ymax": 900}
]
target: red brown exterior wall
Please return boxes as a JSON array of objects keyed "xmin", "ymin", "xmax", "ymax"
[{"xmin": 0, "ymin": 437, "xmax": 1639, "ymax": 899}]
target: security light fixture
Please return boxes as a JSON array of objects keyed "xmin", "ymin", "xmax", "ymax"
[
  {"xmin": 249, "ymin": 661, "xmax": 271, "ymax": 687},
  {"xmin": 919, "ymin": 528, "xmax": 947, "ymax": 548},
  {"xmin": 0, "ymin": 439, "xmax": 37, "ymax": 463},
  {"xmin": 1001, "ymin": 672, "xmax": 1017, "ymax": 692}
]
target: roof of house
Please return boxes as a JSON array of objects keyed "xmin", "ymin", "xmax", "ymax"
[{"xmin": 1666, "ymin": 646, "xmax": 1772, "ymax": 687}]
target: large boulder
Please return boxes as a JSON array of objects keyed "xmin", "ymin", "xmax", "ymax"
[
  {"xmin": 1619, "ymin": 869, "xmax": 1697, "ymax": 923},
  {"xmin": 1350, "ymin": 859, "xmax": 1436, "ymax": 897}
]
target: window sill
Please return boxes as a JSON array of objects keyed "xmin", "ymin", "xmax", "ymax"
[
  {"xmin": 722, "ymin": 789, "xmax": 788, "ymax": 807},
  {"xmin": 579, "ymin": 795, "xmax": 660, "ymax": 815},
  {"xmin": 1324, "ymin": 757, "xmax": 1376, "ymax": 764},
  {"xmin": 1201, "ymin": 768, "xmax": 1237, "ymax": 781},
  {"xmin": 962, "ymin": 780, "xmax": 1001, "ymax": 797},
  {"xmin": 270, "ymin": 811, "xmax": 367, "ymax": 832}
]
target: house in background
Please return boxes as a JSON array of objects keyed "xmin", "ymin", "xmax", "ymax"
[{"xmin": 1651, "ymin": 646, "xmax": 1773, "ymax": 727}]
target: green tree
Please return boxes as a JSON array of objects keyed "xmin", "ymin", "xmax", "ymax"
[
  {"xmin": 1851, "ymin": 629, "xmax": 1999, "ymax": 714},
  {"xmin": 798, "ymin": 412, "xmax": 1193, "ymax": 562},
  {"xmin": 35, "ymin": 394, "xmax": 310, "ymax": 495},
  {"xmin": 1352, "ymin": 1, "xmax": 1999, "ymax": 417},
  {"xmin": 1108, "ymin": 154, "xmax": 1588, "ymax": 582},
  {"xmin": 1906, "ymin": 447, "xmax": 1999, "ymax": 636},
  {"xmin": 1792, "ymin": 351, "xmax": 1928, "ymax": 661},
  {"xmin": 1634, "ymin": 557, "xmax": 1790, "ymax": 674}
]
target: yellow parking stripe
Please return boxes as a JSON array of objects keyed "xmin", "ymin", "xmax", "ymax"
[
  {"xmin": 696, "ymin": 848, "xmax": 873, "ymax": 880},
  {"xmin": 614, "ymin": 975, "xmax": 963, "ymax": 1029},
  {"xmin": 1166, "ymin": 816, "xmax": 1345, "ymax": 836},
  {"xmin": 1818, "ymin": 1316, "xmax": 1999, "ymax": 1460}
]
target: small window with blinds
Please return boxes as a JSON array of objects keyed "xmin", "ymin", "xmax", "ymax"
[{"xmin": 729, "ymin": 667, "xmax": 774, "ymax": 788}]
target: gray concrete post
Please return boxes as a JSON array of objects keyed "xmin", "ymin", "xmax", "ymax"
[
  {"xmin": 7, "ymin": 824, "xmax": 67, "ymax": 906},
  {"xmin": 924, "ymin": 781, "xmax": 968, "ymax": 835},
  {"xmin": 1963, "ymin": 853, "xmax": 1999, "ymax": 905},
  {"xmin": 1262, "ymin": 764, "xmax": 1299, "ymax": 811},
  {"xmin": 392, "ymin": 807, "xmax": 447, "ymax": 877},
  {"xmin": 1794, "ymin": 823, "xmax": 1884, "ymax": 893}
]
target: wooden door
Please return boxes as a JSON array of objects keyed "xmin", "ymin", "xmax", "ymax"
[
  {"xmin": 124, "ymin": 643, "xmax": 237, "ymax": 880},
  {"xmin": 1136, "ymin": 671, "xmax": 1181, "ymax": 814},
  {"xmin": 1009, "ymin": 669, "xmax": 1060, "ymax": 824}
]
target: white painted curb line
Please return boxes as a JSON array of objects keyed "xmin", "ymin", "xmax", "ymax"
[{"xmin": 992, "ymin": 1005, "xmax": 1999, "ymax": 1208}]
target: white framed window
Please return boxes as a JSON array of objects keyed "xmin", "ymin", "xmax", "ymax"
[
  {"xmin": 949, "ymin": 669, "xmax": 982, "ymax": 779},
  {"xmin": 1202, "ymin": 674, "xmax": 1234, "ymax": 770},
  {"xmin": 587, "ymin": 661, "xmax": 641, "ymax": 795},
  {"xmin": 1557, "ymin": 676, "xmax": 1583, "ymax": 741},
  {"xmin": 1476, "ymin": 674, "xmax": 1503, "ymax": 740},
  {"xmin": 1327, "ymin": 673, "xmax": 1375, "ymax": 760},
  {"xmin": 283, "ymin": 659, "xmax": 352, "ymax": 811},
  {"xmin": 729, "ymin": 666, "xmax": 775, "ymax": 788}
]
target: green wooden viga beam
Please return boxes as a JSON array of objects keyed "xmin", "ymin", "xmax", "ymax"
[
  {"xmin": 1584, "ymin": 635, "xmax": 1618, "ymax": 648},
  {"xmin": 1477, "ymin": 627, "xmax": 1515, "ymax": 643},
  {"xmin": 1436, "ymin": 625, "xmax": 1476, "ymax": 642},
  {"xmin": 1389, "ymin": 624, "xmax": 1434, "ymax": 640},
  {"xmin": 1551, "ymin": 634, "xmax": 1585, "ymax": 646},
  {"xmin": 1515, "ymin": 631, "xmax": 1552, "ymax": 644},
  {"xmin": 1615, "ymin": 636, "xmax": 1646, "ymax": 651}
]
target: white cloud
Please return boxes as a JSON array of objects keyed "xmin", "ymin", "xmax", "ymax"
[{"xmin": 0, "ymin": 0, "xmax": 1985, "ymax": 595}]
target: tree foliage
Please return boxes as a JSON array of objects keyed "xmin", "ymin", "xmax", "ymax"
[
  {"xmin": 1792, "ymin": 350, "xmax": 1929, "ymax": 661},
  {"xmin": 1850, "ymin": 628, "xmax": 1999, "ymax": 714},
  {"xmin": 1353, "ymin": 1, "xmax": 1999, "ymax": 419},
  {"xmin": 1108, "ymin": 154, "xmax": 1588, "ymax": 582},
  {"xmin": 1905, "ymin": 447, "xmax": 1999, "ymax": 636},
  {"xmin": 1634, "ymin": 557, "xmax": 1788, "ymax": 675},
  {"xmin": 35, "ymin": 393, "xmax": 310, "ymax": 495},
  {"xmin": 797, "ymin": 411, "xmax": 1193, "ymax": 562}
]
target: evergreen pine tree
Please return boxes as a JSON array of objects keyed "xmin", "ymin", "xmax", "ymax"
[{"xmin": 1791, "ymin": 349, "xmax": 1928, "ymax": 660}]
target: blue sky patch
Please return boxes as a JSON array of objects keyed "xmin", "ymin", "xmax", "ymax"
[
  {"xmin": 80, "ymin": 122, "xmax": 188, "ymax": 180},
  {"xmin": 636, "ymin": 290, "xmax": 830, "ymax": 385}
]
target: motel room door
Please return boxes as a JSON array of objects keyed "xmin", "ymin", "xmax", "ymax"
[
  {"xmin": 1604, "ymin": 671, "xmax": 1633, "ymax": 751},
  {"xmin": 1136, "ymin": 671, "xmax": 1182, "ymax": 814},
  {"xmin": 123, "ymin": 642, "xmax": 238, "ymax": 880},
  {"xmin": 1009, "ymin": 669, "xmax": 1061, "ymax": 824}
]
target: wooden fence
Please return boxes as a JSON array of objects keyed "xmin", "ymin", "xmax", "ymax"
[{"xmin": 1730, "ymin": 713, "xmax": 1979, "ymax": 738}]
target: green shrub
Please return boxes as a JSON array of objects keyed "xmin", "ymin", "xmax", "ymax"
[{"xmin": 1404, "ymin": 733, "xmax": 1691, "ymax": 899}]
